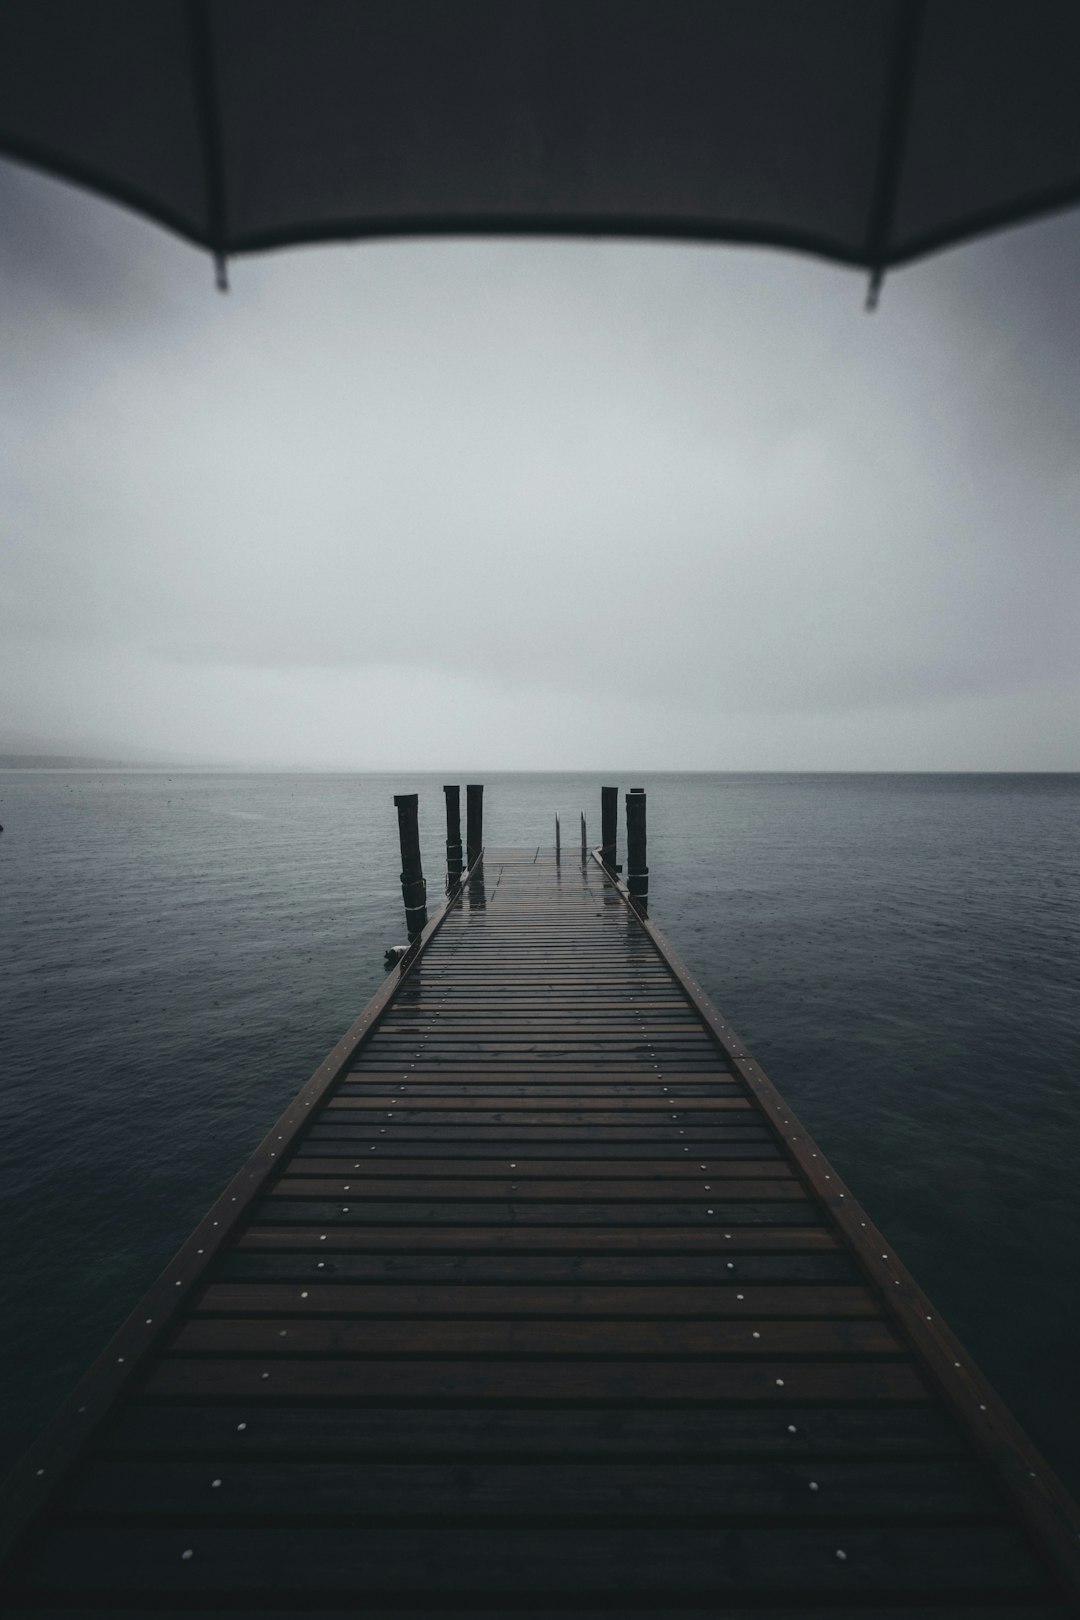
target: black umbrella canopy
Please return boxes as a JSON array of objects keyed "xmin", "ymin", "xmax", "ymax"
[{"xmin": 3, "ymin": 0, "xmax": 1080, "ymax": 299}]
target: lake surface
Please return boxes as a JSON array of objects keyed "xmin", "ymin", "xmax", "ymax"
[{"xmin": 1, "ymin": 770, "xmax": 1078, "ymax": 1493}]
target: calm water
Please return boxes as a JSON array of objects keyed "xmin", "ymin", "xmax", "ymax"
[{"xmin": 1, "ymin": 771, "xmax": 1078, "ymax": 1491}]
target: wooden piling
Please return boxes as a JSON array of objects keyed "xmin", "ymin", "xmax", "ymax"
[
  {"xmin": 466, "ymin": 783, "xmax": 484, "ymax": 867},
  {"xmin": 393, "ymin": 792, "xmax": 428, "ymax": 941},
  {"xmin": 555, "ymin": 813, "xmax": 561, "ymax": 865},
  {"xmin": 443, "ymin": 784, "xmax": 463, "ymax": 890},
  {"xmin": 600, "ymin": 785, "xmax": 618, "ymax": 872},
  {"xmin": 580, "ymin": 811, "xmax": 587, "ymax": 863},
  {"xmin": 626, "ymin": 787, "xmax": 648, "ymax": 911}
]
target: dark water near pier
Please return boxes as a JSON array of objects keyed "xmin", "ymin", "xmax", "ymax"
[{"xmin": 1, "ymin": 770, "xmax": 1078, "ymax": 1492}]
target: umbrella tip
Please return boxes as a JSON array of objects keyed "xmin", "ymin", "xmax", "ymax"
[
  {"xmin": 865, "ymin": 268, "xmax": 884, "ymax": 312},
  {"xmin": 214, "ymin": 252, "xmax": 229, "ymax": 293}
]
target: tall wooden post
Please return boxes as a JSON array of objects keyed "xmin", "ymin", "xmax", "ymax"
[
  {"xmin": 393, "ymin": 793, "xmax": 428, "ymax": 941},
  {"xmin": 466, "ymin": 783, "xmax": 484, "ymax": 868},
  {"xmin": 626, "ymin": 787, "xmax": 648, "ymax": 912},
  {"xmin": 555, "ymin": 814, "xmax": 561, "ymax": 865},
  {"xmin": 580, "ymin": 812, "xmax": 587, "ymax": 863},
  {"xmin": 443, "ymin": 784, "xmax": 463, "ymax": 890},
  {"xmin": 601, "ymin": 785, "xmax": 619, "ymax": 873}
]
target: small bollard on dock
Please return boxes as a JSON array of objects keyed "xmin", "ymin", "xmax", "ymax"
[
  {"xmin": 443, "ymin": 784, "xmax": 463, "ymax": 891},
  {"xmin": 600, "ymin": 785, "xmax": 620, "ymax": 873},
  {"xmin": 466, "ymin": 783, "xmax": 484, "ymax": 868},
  {"xmin": 393, "ymin": 792, "xmax": 428, "ymax": 942},
  {"xmin": 626, "ymin": 787, "xmax": 648, "ymax": 912}
]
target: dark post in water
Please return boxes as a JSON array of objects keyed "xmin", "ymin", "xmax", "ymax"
[
  {"xmin": 626, "ymin": 788, "xmax": 648, "ymax": 912},
  {"xmin": 393, "ymin": 793, "xmax": 428, "ymax": 941},
  {"xmin": 443, "ymin": 784, "xmax": 463, "ymax": 890},
  {"xmin": 580, "ymin": 812, "xmax": 587, "ymax": 863},
  {"xmin": 466, "ymin": 783, "xmax": 484, "ymax": 868},
  {"xmin": 601, "ymin": 785, "xmax": 619, "ymax": 873}
]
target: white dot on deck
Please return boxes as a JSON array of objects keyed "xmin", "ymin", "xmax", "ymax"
[
  {"xmin": 212, "ymin": 1478, "xmax": 222, "ymax": 1488},
  {"xmin": 182, "ymin": 1549, "xmax": 193, "ymax": 1561},
  {"xmin": 836, "ymin": 1549, "xmax": 847, "ymax": 1562}
]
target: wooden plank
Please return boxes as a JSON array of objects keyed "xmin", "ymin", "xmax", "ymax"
[
  {"xmin": 234, "ymin": 1225, "xmax": 841, "ymax": 1252},
  {"xmin": 304, "ymin": 1126, "xmax": 775, "ymax": 1141},
  {"xmin": 101, "ymin": 1401, "xmax": 965, "ymax": 1459},
  {"xmin": 145, "ymin": 1359, "xmax": 929, "ymax": 1401},
  {"xmin": 291, "ymin": 1140, "xmax": 783, "ymax": 1160},
  {"xmin": 270, "ymin": 1178, "xmax": 804, "ymax": 1200},
  {"xmin": 194, "ymin": 1284, "xmax": 881, "ymax": 1318},
  {"xmin": 248, "ymin": 1199, "xmax": 823, "ymax": 1226},
  {"xmin": 286, "ymin": 1157, "xmax": 790, "ymax": 1176},
  {"xmin": 7, "ymin": 1608, "xmax": 1069, "ymax": 1620},
  {"xmin": 21, "ymin": 1524, "xmax": 1049, "ymax": 1596},
  {"xmin": 215, "ymin": 1253, "xmax": 860, "ymax": 1284},
  {"xmin": 69, "ymin": 1457, "xmax": 995, "ymax": 1518},
  {"xmin": 171, "ymin": 1316, "xmax": 902, "ymax": 1356}
]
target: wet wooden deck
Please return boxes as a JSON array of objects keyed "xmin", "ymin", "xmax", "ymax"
[{"xmin": 2, "ymin": 845, "xmax": 1079, "ymax": 1615}]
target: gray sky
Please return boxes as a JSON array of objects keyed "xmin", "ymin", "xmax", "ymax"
[{"xmin": 2, "ymin": 156, "xmax": 1078, "ymax": 770}]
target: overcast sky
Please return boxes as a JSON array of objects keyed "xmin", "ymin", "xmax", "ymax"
[{"xmin": 2, "ymin": 155, "xmax": 1078, "ymax": 771}]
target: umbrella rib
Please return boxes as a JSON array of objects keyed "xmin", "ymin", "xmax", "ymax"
[
  {"xmin": 185, "ymin": 0, "xmax": 230, "ymax": 290},
  {"xmin": 864, "ymin": 0, "xmax": 926, "ymax": 309}
]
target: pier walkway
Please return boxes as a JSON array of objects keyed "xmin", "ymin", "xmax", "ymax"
[{"xmin": 2, "ymin": 845, "xmax": 1079, "ymax": 1614}]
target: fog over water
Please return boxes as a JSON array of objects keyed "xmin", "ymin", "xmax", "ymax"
[{"xmin": 2, "ymin": 156, "xmax": 1079, "ymax": 772}]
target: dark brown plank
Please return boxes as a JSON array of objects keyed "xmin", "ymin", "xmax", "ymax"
[
  {"xmin": 68, "ymin": 1457, "xmax": 996, "ymax": 1519},
  {"xmin": 21, "ymin": 1524, "xmax": 1049, "ymax": 1596},
  {"xmin": 146, "ymin": 1359, "xmax": 926, "ymax": 1402},
  {"xmin": 288, "ymin": 1156, "xmax": 789, "ymax": 1176},
  {"xmin": 194, "ymin": 1284, "xmax": 879, "ymax": 1318},
  {"xmin": 269, "ymin": 1178, "xmax": 805, "ymax": 1201},
  {"xmin": 101, "ymin": 1402, "xmax": 965, "ymax": 1459},
  {"xmin": 250, "ymin": 1199, "xmax": 821, "ymax": 1226},
  {"xmin": 234, "ymin": 1225, "xmax": 839, "ymax": 1253},
  {"xmin": 216, "ymin": 1253, "xmax": 860, "ymax": 1284},
  {"xmin": 172, "ymin": 1315, "xmax": 901, "ymax": 1357}
]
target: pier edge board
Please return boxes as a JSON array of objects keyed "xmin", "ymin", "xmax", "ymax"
[
  {"xmin": 0, "ymin": 854, "xmax": 483, "ymax": 1570},
  {"xmin": 590, "ymin": 849, "xmax": 1080, "ymax": 1600}
]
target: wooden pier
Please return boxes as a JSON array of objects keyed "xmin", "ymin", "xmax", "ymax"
[{"xmin": 2, "ymin": 816, "xmax": 1080, "ymax": 1615}]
